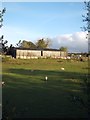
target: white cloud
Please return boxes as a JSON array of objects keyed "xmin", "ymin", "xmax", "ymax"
[{"xmin": 51, "ymin": 31, "xmax": 88, "ymax": 52}]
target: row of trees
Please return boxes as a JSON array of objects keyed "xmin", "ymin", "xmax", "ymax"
[
  {"xmin": 6, "ymin": 39, "xmax": 67, "ymax": 56},
  {"xmin": 1, "ymin": 37, "xmax": 68, "ymax": 57},
  {"xmin": 16, "ymin": 38, "xmax": 67, "ymax": 49},
  {"xmin": 16, "ymin": 38, "xmax": 51, "ymax": 49},
  {"xmin": 16, "ymin": 39, "xmax": 68, "ymax": 51}
]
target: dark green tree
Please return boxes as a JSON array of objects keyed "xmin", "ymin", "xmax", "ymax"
[
  {"xmin": 16, "ymin": 40, "xmax": 37, "ymax": 49},
  {"xmin": 6, "ymin": 44, "xmax": 15, "ymax": 57},
  {"xmin": 36, "ymin": 38, "xmax": 51, "ymax": 49},
  {"xmin": 59, "ymin": 46, "xmax": 68, "ymax": 52},
  {"xmin": 0, "ymin": 35, "xmax": 8, "ymax": 54}
]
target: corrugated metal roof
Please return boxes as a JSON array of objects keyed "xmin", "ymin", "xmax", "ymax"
[{"xmin": 15, "ymin": 47, "xmax": 61, "ymax": 51}]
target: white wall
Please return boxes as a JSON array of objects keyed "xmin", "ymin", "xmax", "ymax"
[
  {"xmin": 16, "ymin": 49, "xmax": 67, "ymax": 59},
  {"xmin": 16, "ymin": 49, "xmax": 41, "ymax": 59},
  {"xmin": 43, "ymin": 51, "xmax": 60, "ymax": 58}
]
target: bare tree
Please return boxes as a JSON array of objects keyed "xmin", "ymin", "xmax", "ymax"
[
  {"xmin": 0, "ymin": 8, "xmax": 6, "ymax": 28},
  {"xmin": 82, "ymin": 1, "xmax": 90, "ymax": 53},
  {"xmin": 0, "ymin": 8, "xmax": 7, "ymax": 54}
]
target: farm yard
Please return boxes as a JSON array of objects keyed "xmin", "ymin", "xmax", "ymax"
[{"xmin": 2, "ymin": 57, "xmax": 89, "ymax": 119}]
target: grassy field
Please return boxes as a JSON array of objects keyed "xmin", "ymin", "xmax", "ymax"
[{"xmin": 2, "ymin": 58, "xmax": 89, "ymax": 119}]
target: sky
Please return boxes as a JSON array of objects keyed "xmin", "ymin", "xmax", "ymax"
[{"xmin": 1, "ymin": 2, "xmax": 88, "ymax": 52}]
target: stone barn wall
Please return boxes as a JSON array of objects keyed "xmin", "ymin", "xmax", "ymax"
[
  {"xmin": 43, "ymin": 51, "xmax": 60, "ymax": 58},
  {"xmin": 16, "ymin": 49, "xmax": 41, "ymax": 59},
  {"xmin": 60, "ymin": 51, "xmax": 67, "ymax": 59},
  {"xmin": 16, "ymin": 49, "xmax": 67, "ymax": 59}
]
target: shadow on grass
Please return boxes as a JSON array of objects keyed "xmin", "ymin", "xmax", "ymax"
[
  {"xmin": 2, "ymin": 68, "xmax": 89, "ymax": 119},
  {"xmin": 6, "ymin": 68, "xmax": 89, "ymax": 86},
  {"xmin": 8, "ymin": 68, "xmax": 88, "ymax": 79}
]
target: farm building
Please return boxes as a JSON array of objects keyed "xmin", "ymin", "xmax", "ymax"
[{"xmin": 13, "ymin": 48, "xmax": 67, "ymax": 59}]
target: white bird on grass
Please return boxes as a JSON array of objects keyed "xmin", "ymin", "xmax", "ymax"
[
  {"xmin": 2, "ymin": 81, "xmax": 5, "ymax": 85},
  {"xmin": 45, "ymin": 76, "xmax": 48, "ymax": 81},
  {"xmin": 61, "ymin": 67, "xmax": 65, "ymax": 70}
]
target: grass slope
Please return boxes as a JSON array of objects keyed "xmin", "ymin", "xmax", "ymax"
[{"xmin": 2, "ymin": 58, "xmax": 89, "ymax": 119}]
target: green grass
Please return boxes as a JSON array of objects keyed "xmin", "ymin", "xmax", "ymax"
[{"xmin": 2, "ymin": 58, "xmax": 89, "ymax": 119}]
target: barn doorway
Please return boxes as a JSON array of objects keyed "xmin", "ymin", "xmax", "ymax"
[{"xmin": 41, "ymin": 50, "xmax": 43, "ymax": 56}]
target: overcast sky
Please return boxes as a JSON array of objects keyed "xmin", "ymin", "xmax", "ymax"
[{"xmin": 1, "ymin": 2, "xmax": 88, "ymax": 52}]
